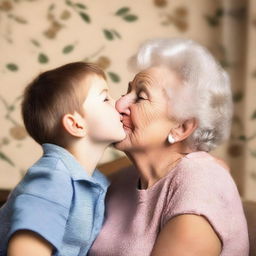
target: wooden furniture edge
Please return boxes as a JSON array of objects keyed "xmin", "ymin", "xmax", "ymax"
[{"xmin": 98, "ymin": 156, "xmax": 132, "ymax": 176}]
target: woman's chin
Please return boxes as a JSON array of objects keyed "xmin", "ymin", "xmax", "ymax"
[{"xmin": 113, "ymin": 137, "xmax": 129, "ymax": 151}]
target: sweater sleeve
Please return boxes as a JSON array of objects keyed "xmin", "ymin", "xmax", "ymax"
[{"xmin": 162, "ymin": 157, "xmax": 242, "ymax": 244}]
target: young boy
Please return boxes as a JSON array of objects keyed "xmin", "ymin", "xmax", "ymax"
[{"xmin": 0, "ymin": 62, "xmax": 126, "ymax": 256}]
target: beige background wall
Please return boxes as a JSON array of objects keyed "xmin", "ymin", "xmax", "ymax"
[{"xmin": 0, "ymin": 0, "xmax": 255, "ymax": 200}]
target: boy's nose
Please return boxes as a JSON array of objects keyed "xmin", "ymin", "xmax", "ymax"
[
  {"xmin": 115, "ymin": 95, "xmax": 131, "ymax": 116},
  {"xmin": 109, "ymin": 97, "xmax": 116, "ymax": 106}
]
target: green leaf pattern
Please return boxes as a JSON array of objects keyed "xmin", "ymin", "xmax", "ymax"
[
  {"xmin": 115, "ymin": 7, "xmax": 138, "ymax": 22},
  {"xmin": 63, "ymin": 44, "xmax": 75, "ymax": 54},
  {"xmin": 38, "ymin": 53, "xmax": 49, "ymax": 64}
]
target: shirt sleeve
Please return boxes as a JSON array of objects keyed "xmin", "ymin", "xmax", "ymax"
[
  {"xmin": 162, "ymin": 157, "xmax": 242, "ymax": 244},
  {"xmin": 7, "ymin": 167, "xmax": 73, "ymax": 252}
]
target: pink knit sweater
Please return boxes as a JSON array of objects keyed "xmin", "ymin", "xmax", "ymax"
[{"xmin": 89, "ymin": 151, "xmax": 249, "ymax": 256}]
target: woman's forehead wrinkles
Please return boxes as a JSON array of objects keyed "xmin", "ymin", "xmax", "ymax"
[
  {"xmin": 134, "ymin": 72, "xmax": 154, "ymax": 87},
  {"xmin": 137, "ymin": 80, "xmax": 148, "ymax": 89}
]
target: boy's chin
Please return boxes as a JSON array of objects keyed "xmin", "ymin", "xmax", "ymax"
[{"xmin": 111, "ymin": 133, "xmax": 126, "ymax": 144}]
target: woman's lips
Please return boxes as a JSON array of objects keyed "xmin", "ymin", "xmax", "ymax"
[{"xmin": 121, "ymin": 116, "xmax": 134, "ymax": 130}]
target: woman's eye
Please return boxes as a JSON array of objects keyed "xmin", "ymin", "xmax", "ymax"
[
  {"xmin": 104, "ymin": 97, "xmax": 110, "ymax": 102},
  {"xmin": 136, "ymin": 92, "xmax": 147, "ymax": 102},
  {"xmin": 137, "ymin": 96, "xmax": 145, "ymax": 101},
  {"xmin": 135, "ymin": 96, "xmax": 145, "ymax": 103}
]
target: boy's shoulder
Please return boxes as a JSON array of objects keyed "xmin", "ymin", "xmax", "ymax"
[
  {"xmin": 9, "ymin": 152, "xmax": 73, "ymax": 207},
  {"xmin": 30, "ymin": 151, "xmax": 70, "ymax": 176}
]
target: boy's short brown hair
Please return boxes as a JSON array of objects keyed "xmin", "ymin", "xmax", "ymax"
[{"xmin": 21, "ymin": 62, "xmax": 106, "ymax": 146}]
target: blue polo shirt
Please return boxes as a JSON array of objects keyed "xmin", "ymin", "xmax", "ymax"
[{"xmin": 0, "ymin": 143, "xmax": 109, "ymax": 256}]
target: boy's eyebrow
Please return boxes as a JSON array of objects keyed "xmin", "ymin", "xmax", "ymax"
[{"xmin": 99, "ymin": 88, "xmax": 108, "ymax": 95}]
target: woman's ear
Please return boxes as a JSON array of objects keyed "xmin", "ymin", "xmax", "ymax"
[
  {"xmin": 171, "ymin": 118, "xmax": 198, "ymax": 142},
  {"xmin": 62, "ymin": 112, "xmax": 86, "ymax": 138}
]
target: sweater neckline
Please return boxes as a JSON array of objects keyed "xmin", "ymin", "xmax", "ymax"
[{"xmin": 135, "ymin": 151, "xmax": 208, "ymax": 195}]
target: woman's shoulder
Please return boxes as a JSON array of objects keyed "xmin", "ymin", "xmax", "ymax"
[
  {"xmin": 167, "ymin": 151, "xmax": 244, "ymax": 218},
  {"xmin": 170, "ymin": 151, "xmax": 240, "ymax": 205},
  {"xmin": 177, "ymin": 151, "xmax": 232, "ymax": 181},
  {"xmin": 163, "ymin": 151, "xmax": 248, "ymax": 253}
]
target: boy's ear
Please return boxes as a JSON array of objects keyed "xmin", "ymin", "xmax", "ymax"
[
  {"xmin": 62, "ymin": 112, "xmax": 86, "ymax": 138},
  {"xmin": 171, "ymin": 118, "xmax": 198, "ymax": 142}
]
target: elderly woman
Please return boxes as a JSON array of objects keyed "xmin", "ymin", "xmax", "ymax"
[{"xmin": 89, "ymin": 38, "xmax": 249, "ymax": 256}]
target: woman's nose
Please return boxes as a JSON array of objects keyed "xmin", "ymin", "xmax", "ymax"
[{"xmin": 115, "ymin": 95, "xmax": 131, "ymax": 115}]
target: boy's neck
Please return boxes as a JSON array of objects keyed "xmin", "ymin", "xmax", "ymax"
[{"xmin": 67, "ymin": 140, "xmax": 107, "ymax": 176}]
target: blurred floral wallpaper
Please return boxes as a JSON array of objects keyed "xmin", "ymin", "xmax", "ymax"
[{"xmin": 0, "ymin": 0, "xmax": 255, "ymax": 200}]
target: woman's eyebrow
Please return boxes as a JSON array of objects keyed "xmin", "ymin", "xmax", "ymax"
[
  {"xmin": 137, "ymin": 81, "xmax": 150, "ymax": 95},
  {"xmin": 128, "ymin": 80, "xmax": 150, "ymax": 95},
  {"xmin": 127, "ymin": 82, "xmax": 132, "ymax": 92}
]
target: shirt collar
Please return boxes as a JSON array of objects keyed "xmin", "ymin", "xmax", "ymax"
[{"xmin": 42, "ymin": 143, "xmax": 109, "ymax": 189}]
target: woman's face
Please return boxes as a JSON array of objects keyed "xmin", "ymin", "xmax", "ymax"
[{"xmin": 115, "ymin": 66, "xmax": 182, "ymax": 152}]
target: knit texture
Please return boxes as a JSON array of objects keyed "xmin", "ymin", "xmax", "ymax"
[{"xmin": 89, "ymin": 151, "xmax": 249, "ymax": 256}]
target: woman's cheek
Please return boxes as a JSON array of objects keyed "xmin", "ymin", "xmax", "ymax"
[{"xmin": 132, "ymin": 104, "xmax": 153, "ymax": 128}]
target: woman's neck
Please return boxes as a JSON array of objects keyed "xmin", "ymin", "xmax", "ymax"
[
  {"xmin": 126, "ymin": 143, "xmax": 192, "ymax": 189},
  {"xmin": 67, "ymin": 140, "xmax": 107, "ymax": 176}
]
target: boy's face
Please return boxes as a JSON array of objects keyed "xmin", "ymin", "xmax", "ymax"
[{"xmin": 81, "ymin": 74, "xmax": 126, "ymax": 144}]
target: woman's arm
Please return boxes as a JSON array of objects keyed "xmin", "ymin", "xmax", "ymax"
[
  {"xmin": 8, "ymin": 230, "xmax": 53, "ymax": 256},
  {"xmin": 151, "ymin": 214, "xmax": 222, "ymax": 256}
]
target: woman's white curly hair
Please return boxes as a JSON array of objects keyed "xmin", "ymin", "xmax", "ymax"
[{"xmin": 131, "ymin": 38, "xmax": 233, "ymax": 152}]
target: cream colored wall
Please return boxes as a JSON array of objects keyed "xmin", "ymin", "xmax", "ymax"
[
  {"xmin": 0, "ymin": 0, "xmax": 255, "ymax": 201},
  {"xmin": 244, "ymin": 0, "xmax": 256, "ymax": 200}
]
